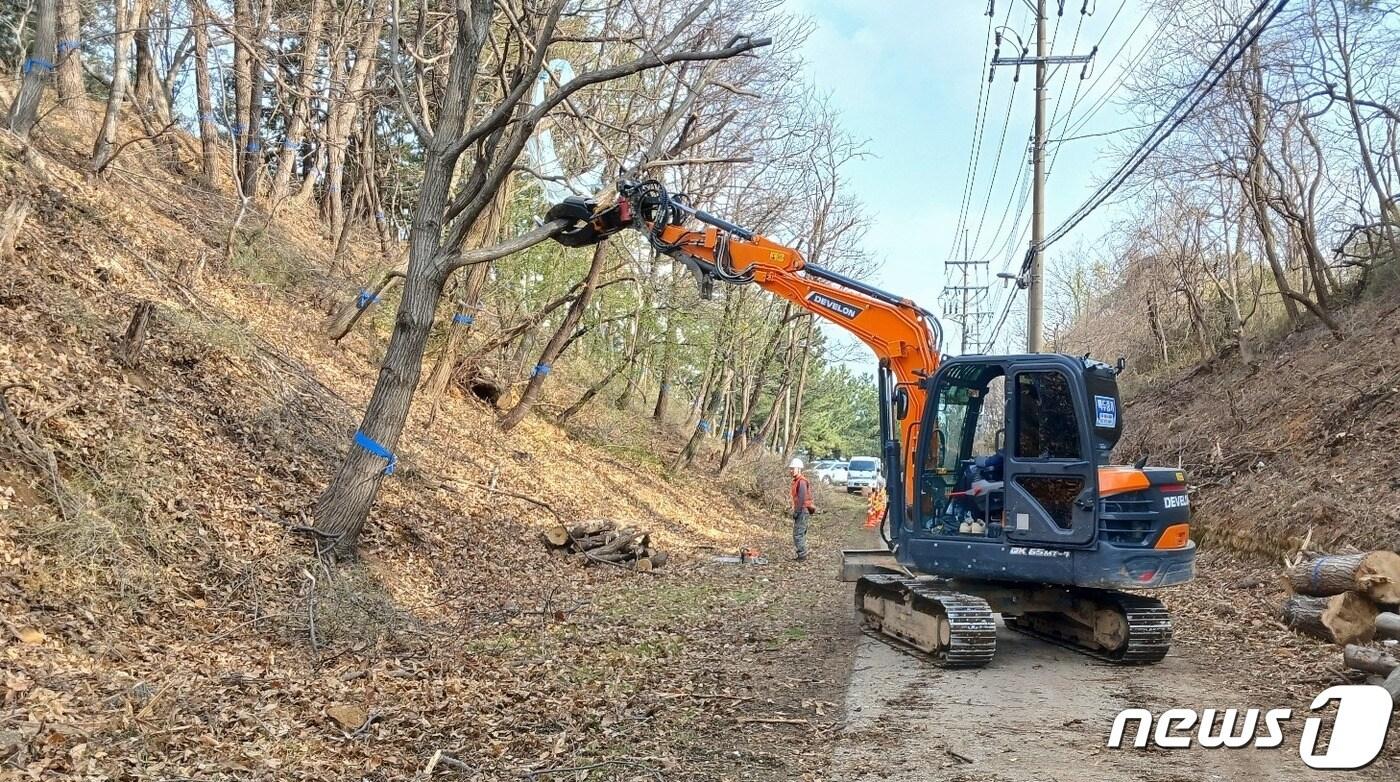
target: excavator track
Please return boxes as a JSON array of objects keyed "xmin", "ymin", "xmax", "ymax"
[
  {"xmin": 1003, "ymin": 591, "xmax": 1172, "ymax": 664},
  {"xmin": 855, "ymin": 574, "xmax": 997, "ymax": 668}
]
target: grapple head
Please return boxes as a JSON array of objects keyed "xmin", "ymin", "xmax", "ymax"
[{"xmin": 546, "ymin": 195, "xmax": 634, "ymax": 247}]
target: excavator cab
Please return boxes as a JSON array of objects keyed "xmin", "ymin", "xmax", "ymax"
[
  {"xmin": 890, "ymin": 352, "xmax": 1196, "ymax": 592},
  {"xmin": 917, "ymin": 354, "xmax": 1108, "ymax": 546}
]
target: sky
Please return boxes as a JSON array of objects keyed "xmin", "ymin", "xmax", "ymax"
[{"xmin": 785, "ymin": 0, "xmax": 1161, "ymax": 365}]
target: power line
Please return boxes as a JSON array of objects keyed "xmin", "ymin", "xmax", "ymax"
[
  {"xmin": 1042, "ymin": 0, "xmax": 1288, "ymax": 251},
  {"xmin": 948, "ymin": 11, "xmax": 999, "ymax": 260},
  {"xmin": 987, "ymin": 0, "xmax": 1289, "ymax": 351},
  {"xmin": 1058, "ymin": 3, "xmax": 1180, "ymax": 141}
]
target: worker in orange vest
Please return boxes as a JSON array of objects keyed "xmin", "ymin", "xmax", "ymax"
[{"xmin": 789, "ymin": 458, "xmax": 816, "ymax": 561}]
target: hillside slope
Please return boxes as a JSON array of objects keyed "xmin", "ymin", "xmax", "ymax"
[
  {"xmin": 1119, "ymin": 299, "xmax": 1400, "ymax": 558},
  {"xmin": 0, "ymin": 111, "xmax": 844, "ymax": 780}
]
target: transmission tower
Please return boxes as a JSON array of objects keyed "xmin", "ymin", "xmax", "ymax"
[{"xmin": 941, "ymin": 230, "xmax": 992, "ymax": 354}]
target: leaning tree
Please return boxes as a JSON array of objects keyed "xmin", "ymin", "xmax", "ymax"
[{"xmin": 311, "ymin": 0, "xmax": 770, "ymax": 557}]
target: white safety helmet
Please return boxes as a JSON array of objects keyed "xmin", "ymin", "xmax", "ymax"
[{"xmin": 788, "ymin": 458, "xmax": 804, "ymax": 470}]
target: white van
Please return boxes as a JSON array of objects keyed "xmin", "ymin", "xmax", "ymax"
[{"xmin": 845, "ymin": 457, "xmax": 882, "ymax": 493}]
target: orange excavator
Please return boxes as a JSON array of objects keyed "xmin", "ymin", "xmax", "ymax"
[{"xmin": 547, "ymin": 180, "xmax": 1196, "ymax": 667}]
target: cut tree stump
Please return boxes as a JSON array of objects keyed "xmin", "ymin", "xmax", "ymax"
[
  {"xmin": 1285, "ymin": 552, "xmax": 1400, "ymax": 603},
  {"xmin": 119, "ymin": 301, "xmax": 156, "ymax": 367},
  {"xmin": 0, "ymin": 197, "xmax": 32, "ymax": 263},
  {"xmin": 542, "ymin": 525, "xmax": 571, "ymax": 548},
  {"xmin": 1282, "ymin": 592, "xmax": 1378, "ymax": 645}
]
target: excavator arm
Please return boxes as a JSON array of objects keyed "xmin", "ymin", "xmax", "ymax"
[{"xmin": 547, "ymin": 180, "xmax": 943, "ymax": 525}]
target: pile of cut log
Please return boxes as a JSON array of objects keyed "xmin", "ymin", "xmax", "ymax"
[
  {"xmin": 1279, "ymin": 551, "xmax": 1400, "ymax": 645},
  {"xmin": 1281, "ymin": 551, "xmax": 1400, "ymax": 702},
  {"xmin": 541, "ymin": 520, "xmax": 669, "ymax": 571}
]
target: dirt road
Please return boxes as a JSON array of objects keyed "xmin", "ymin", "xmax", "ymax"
[
  {"xmin": 812, "ymin": 522, "xmax": 1398, "ymax": 782},
  {"xmin": 829, "ymin": 624, "xmax": 1373, "ymax": 782}
]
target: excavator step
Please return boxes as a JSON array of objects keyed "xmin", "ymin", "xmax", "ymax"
[
  {"xmin": 855, "ymin": 574, "xmax": 996, "ymax": 668},
  {"xmin": 1003, "ymin": 591, "xmax": 1173, "ymax": 665}
]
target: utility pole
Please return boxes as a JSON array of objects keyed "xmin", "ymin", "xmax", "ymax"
[
  {"xmin": 1029, "ymin": 0, "xmax": 1047, "ymax": 354},
  {"xmin": 989, "ymin": 1, "xmax": 1094, "ymax": 353}
]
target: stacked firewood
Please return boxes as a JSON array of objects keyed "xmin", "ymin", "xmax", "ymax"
[
  {"xmin": 540, "ymin": 520, "xmax": 669, "ymax": 571},
  {"xmin": 1279, "ymin": 551, "xmax": 1400, "ymax": 645},
  {"xmin": 1277, "ymin": 551, "xmax": 1400, "ymax": 703}
]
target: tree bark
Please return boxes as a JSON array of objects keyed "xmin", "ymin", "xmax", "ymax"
[
  {"xmin": 272, "ymin": 0, "xmax": 327, "ymax": 199},
  {"xmin": 7, "ymin": 0, "xmax": 57, "ymax": 139},
  {"xmin": 324, "ymin": 0, "xmax": 386, "ymax": 231},
  {"xmin": 673, "ymin": 366, "xmax": 731, "ymax": 471},
  {"xmin": 499, "ymin": 242, "xmax": 610, "ymax": 431},
  {"xmin": 55, "ymin": 0, "xmax": 82, "ymax": 103},
  {"xmin": 91, "ymin": 0, "xmax": 141, "ymax": 170},
  {"xmin": 131, "ymin": 2, "xmax": 171, "ymax": 125},
  {"xmin": 1285, "ymin": 552, "xmax": 1400, "ymax": 604},
  {"xmin": 191, "ymin": 1, "xmax": 219, "ymax": 187},
  {"xmin": 1281, "ymin": 592, "xmax": 1378, "ymax": 645},
  {"xmin": 783, "ymin": 316, "xmax": 815, "ymax": 458},
  {"xmin": 231, "ymin": 0, "xmax": 253, "ymax": 167}
]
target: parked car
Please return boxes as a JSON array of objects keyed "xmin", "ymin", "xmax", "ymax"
[
  {"xmin": 813, "ymin": 460, "xmax": 848, "ymax": 486},
  {"xmin": 845, "ymin": 456, "xmax": 883, "ymax": 493}
]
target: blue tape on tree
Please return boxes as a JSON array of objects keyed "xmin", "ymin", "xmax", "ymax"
[
  {"xmin": 1310, "ymin": 557, "xmax": 1327, "ymax": 592},
  {"xmin": 246, "ymin": 141, "xmax": 262, "ymax": 152},
  {"xmin": 452, "ymin": 313, "xmax": 474, "ymax": 326},
  {"xmin": 23, "ymin": 57, "xmax": 54, "ymax": 74},
  {"xmin": 57, "ymin": 40, "xmax": 81, "ymax": 54},
  {"xmin": 533, "ymin": 364, "xmax": 551, "ymax": 377},
  {"xmin": 698, "ymin": 420, "xmax": 711, "ymax": 433},
  {"xmin": 355, "ymin": 289, "xmax": 378, "ymax": 309},
  {"xmin": 353, "ymin": 431, "xmax": 396, "ymax": 475}
]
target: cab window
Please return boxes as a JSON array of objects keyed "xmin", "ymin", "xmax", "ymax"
[
  {"xmin": 1014, "ymin": 371, "xmax": 1082, "ymax": 459},
  {"xmin": 926, "ymin": 383, "xmax": 972, "ymax": 474}
]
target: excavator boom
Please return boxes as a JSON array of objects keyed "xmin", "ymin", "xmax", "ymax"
[{"xmin": 547, "ymin": 180, "xmax": 938, "ymax": 513}]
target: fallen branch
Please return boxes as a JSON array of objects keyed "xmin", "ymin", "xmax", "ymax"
[{"xmin": 324, "ymin": 268, "xmax": 406, "ymax": 342}]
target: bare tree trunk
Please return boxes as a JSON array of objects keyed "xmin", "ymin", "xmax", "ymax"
[
  {"xmin": 324, "ymin": 0, "xmax": 385, "ymax": 231},
  {"xmin": 272, "ymin": 0, "xmax": 326, "ymax": 198},
  {"xmin": 783, "ymin": 316, "xmax": 814, "ymax": 458},
  {"xmin": 423, "ymin": 180, "xmax": 514, "ymax": 424},
  {"xmin": 1145, "ymin": 291, "xmax": 1169, "ymax": 366},
  {"xmin": 499, "ymin": 242, "xmax": 610, "ymax": 431},
  {"xmin": 558, "ymin": 355, "xmax": 635, "ymax": 425},
  {"xmin": 652, "ymin": 323, "xmax": 676, "ymax": 421},
  {"xmin": 672, "ymin": 367, "xmax": 732, "ymax": 471},
  {"xmin": 7, "ymin": 0, "xmax": 57, "ymax": 138},
  {"xmin": 192, "ymin": 2, "xmax": 219, "ymax": 186},
  {"xmin": 91, "ymin": 0, "xmax": 141, "ymax": 169},
  {"xmin": 132, "ymin": 2, "xmax": 171, "ymax": 125},
  {"xmin": 55, "ymin": 0, "xmax": 82, "ymax": 103},
  {"xmin": 1244, "ymin": 53, "xmax": 1301, "ymax": 326}
]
